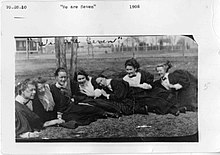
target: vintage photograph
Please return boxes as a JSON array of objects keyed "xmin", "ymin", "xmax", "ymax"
[{"xmin": 15, "ymin": 35, "xmax": 198, "ymax": 142}]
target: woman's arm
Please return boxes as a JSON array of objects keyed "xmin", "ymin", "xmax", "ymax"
[
  {"xmin": 43, "ymin": 118, "xmax": 65, "ymax": 127},
  {"xmin": 80, "ymin": 88, "xmax": 102, "ymax": 98},
  {"xmin": 169, "ymin": 70, "xmax": 191, "ymax": 90},
  {"xmin": 168, "ymin": 83, "xmax": 183, "ymax": 90},
  {"xmin": 136, "ymin": 70, "xmax": 153, "ymax": 89},
  {"xmin": 140, "ymin": 70, "xmax": 154, "ymax": 85},
  {"xmin": 107, "ymin": 80, "xmax": 130, "ymax": 100},
  {"xmin": 19, "ymin": 131, "xmax": 40, "ymax": 138},
  {"xmin": 139, "ymin": 70, "xmax": 154, "ymax": 89},
  {"xmin": 100, "ymin": 89, "xmax": 110, "ymax": 99},
  {"xmin": 137, "ymin": 83, "xmax": 152, "ymax": 89}
]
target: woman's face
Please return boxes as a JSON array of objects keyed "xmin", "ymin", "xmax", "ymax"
[
  {"xmin": 77, "ymin": 74, "xmax": 87, "ymax": 85},
  {"xmin": 37, "ymin": 83, "xmax": 45, "ymax": 95},
  {"xmin": 125, "ymin": 65, "xmax": 137, "ymax": 77},
  {"xmin": 22, "ymin": 84, "xmax": 36, "ymax": 100},
  {"xmin": 96, "ymin": 77, "xmax": 107, "ymax": 87},
  {"xmin": 156, "ymin": 66, "xmax": 166, "ymax": 78},
  {"xmin": 56, "ymin": 71, "xmax": 67, "ymax": 86}
]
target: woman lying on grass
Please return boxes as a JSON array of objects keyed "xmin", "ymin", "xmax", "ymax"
[
  {"xmin": 49, "ymin": 67, "xmax": 119, "ymax": 127},
  {"xmin": 95, "ymin": 74, "xmax": 148, "ymax": 115},
  {"xmin": 70, "ymin": 69, "xmax": 121, "ymax": 115},
  {"xmin": 15, "ymin": 79, "xmax": 65, "ymax": 139}
]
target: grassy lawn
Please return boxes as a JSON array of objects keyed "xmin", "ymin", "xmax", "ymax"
[
  {"xmin": 15, "ymin": 50, "xmax": 198, "ymax": 141},
  {"xmin": 39, "ymin": 112, "xmax": 197, "ymax": 140}
]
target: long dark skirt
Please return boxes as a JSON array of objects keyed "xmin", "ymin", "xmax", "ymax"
[
  {"xmin": 100, "ymin": 98, "xmax": 147, "ymax": 115},
  {"xmin": 79, "ymin": 97, "xmax": 136, "ymax": 115},
  {"xmin": 62, "ymin": 102, "xmax": 106, "ymax": 126},
  {"xmin": 176, "ymin": 86, "xmax": 198, "ymax": 111},
  {"xmin": 129, "ymin": 87, "xmax": 178, "ymax": 115}
]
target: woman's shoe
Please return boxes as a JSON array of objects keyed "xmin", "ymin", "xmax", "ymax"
[
  {"xmin": 174, "ymin": 110, "xmax": 180, "ymax": 116},
  {"xmin": 169, "ymin": 107, "xmax": 180, "ymax": 116},
  {"xmin": 179, "ymin": 106, "xmax": 187, "ymax": 113},
  {"xmin": 135, "ymin": 106, "xmax": 149, "ymax": 115}
]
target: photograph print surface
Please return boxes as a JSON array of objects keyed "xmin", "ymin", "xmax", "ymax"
[{"xmin": 15, "ymin": 35, "xmax": 198, "ymax": 142}]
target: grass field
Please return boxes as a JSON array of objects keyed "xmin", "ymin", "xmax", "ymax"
[{"xmin": 15, "ymin": 49, "xmax": 198, "ymax": 141}]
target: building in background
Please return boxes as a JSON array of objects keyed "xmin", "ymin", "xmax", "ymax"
[{"xmin": 15, "ymin": 38, "xmax": 42, "ymax": 53}]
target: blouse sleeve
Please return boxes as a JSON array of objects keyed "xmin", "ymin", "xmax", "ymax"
[
  {"xmin": 153, "ymin": 79, "xmax": 161, "ymax": 87},
  {"xmin": 109, "ymin": 80, "xmax": 129, "ymax": 101},
  {"xmin": 15, "ymin": 110, "xmax": 33, "ymax": 137},
  {"xmin": 91, "ymin": 78, "xmax": 102, "ymax": 89},
  {"xmin": 70, "ymin": 79, "xmax": 81, "ymax": 96},
  {"xmin": 169, "ymin": 70, "xmax": 191, "ymax": 89},
  {"xmin": 15, "ymin": 102, "xmax": 43, "ymax": 137},
  {"xmin": 140, "ymin": 70, "xmax": 154, "ymax": 86}
]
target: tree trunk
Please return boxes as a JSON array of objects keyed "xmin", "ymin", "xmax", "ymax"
[
  {"xmin": 91, "ymin": 44, "xmax": 94, "ymax": 58},
  {"xmin": 39, "ymin": 38, "xmax": 43, "ymax": 53},
  {"xmin": 132, "ymin": 42, "xmax": 135, "ymax": 58},
  {"xmin": 55, "ymin": 37, "xmax": 60, "ymax": 68},
  {"xmin": 60, "ymin": 37, "xmax": 67, "ymax": 69},
  {"xmin": 69, "ymin": 36, "xmax": 78, "ymax": 79}
]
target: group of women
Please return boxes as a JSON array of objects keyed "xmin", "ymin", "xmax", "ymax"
[{"xmin": 15, "ymin": 58, "xmax": 198, "ymax": 138}]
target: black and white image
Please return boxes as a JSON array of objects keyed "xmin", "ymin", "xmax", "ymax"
[
  {"xmin": 15, "ymin": 35, "xmax": 198, "ymax": 142},
  {"xmin": 2, "ymin": 0, "xmax": 220, "ymax": 153}
]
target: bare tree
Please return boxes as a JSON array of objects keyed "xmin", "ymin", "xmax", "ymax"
[
  {"xmin": 55, "ymin": 37, "xmax": 68, "ymax": 69},
  {"xmin": 39, "ymin": 38, "xmax": 43, "ymax": 53},
  {"xmin": 55, "ymin": 37, "xmax": 61, "ymax": 68},
  {"xmin": 69, "ymin": 36, "xmax": 78, "ymax": 79},
  {"xmin": 55, "ymin": 37, "xmax": 78, "ymax": 95},
  {"xmin": 169, "ymin": 36, "xmax": 177, "ymax": 51},
  {"xmin": 86, "ymin": 37, "xmax": 94, "ymax": 58},
  {"xmin": 26, "ymin": 38, "xmax": 30, "ymax": 59},
  {"xmin": 91, "ymin": 43, "xmax": 94, "ymax": 58},
  {"xmin": 86, "ymin": 37, "xmax": 91, "ymax": 56},
  {"xmin": 55, "ymin": 36, "xmax": 78, "ymax": 76},
  {"xmin": 60, "ymin": 37, "xmax": 67, "ymax": 69}
]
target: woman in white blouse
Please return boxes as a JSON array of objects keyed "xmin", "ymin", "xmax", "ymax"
[
  {"xmin": 154, "ymin": 61, "xmax": 197, "ymax": 112},
  {"xmin": 71, "ymin": 69, "xmax": 121, "ymax": 116}
]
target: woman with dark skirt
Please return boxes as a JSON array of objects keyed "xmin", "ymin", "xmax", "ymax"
[
  {"xmin": 49, "ymin": 67, "xmax": 118, "ymax": 126},
  {"xmin": 122, "ymin": 58, "xmax": 181, "ymax": 116},
  {"xmin": 15, "ymin": 79, "xmax": 65, "ymax": 139},
  {"xmin": 70, "ymin": 69, "xmax": 121, "ymax": 115},
  {"xmin": 95, "ymin": 74, "xmax": 147, "ymax": 115},
  {"xmin": 154, "ymin": 61, "xmax": 198, "ymax": 111}
]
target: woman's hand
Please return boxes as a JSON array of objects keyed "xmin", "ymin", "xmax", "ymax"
[
  {"xmin": 101, "ymin": 89, "xmax": 108, "ymax": 97},
  {"xmin": 168, "ymin": 83, "xmax": 183, "ymax": 90},
  {"xmin": 80, "ymin": 89, "xmax": 95, "ymax": 97},
  {"xmin": 138, "ymin": 83, "xmax": 152, "ymax": 89},
  {"xmin": 54, "ymin": 118, "xmax": 65, "ymax": 124},
  {"xmin": 19, "ymin": 131, "xmax": 40, "ymax": 138},
  {"xmin": 101, "ymin": 89, "xmax": 110, "ymax": 99},
  {"xmin": 43, "ymin": 119, "xmax": 65, "ymax": 127},
  {"xmin": 94, "ymin": 89, "xmax": 102, "ymax": 98},
  {"xmin": 71, "ymin": 98, "xmax": 75, "ymax": 102}
]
